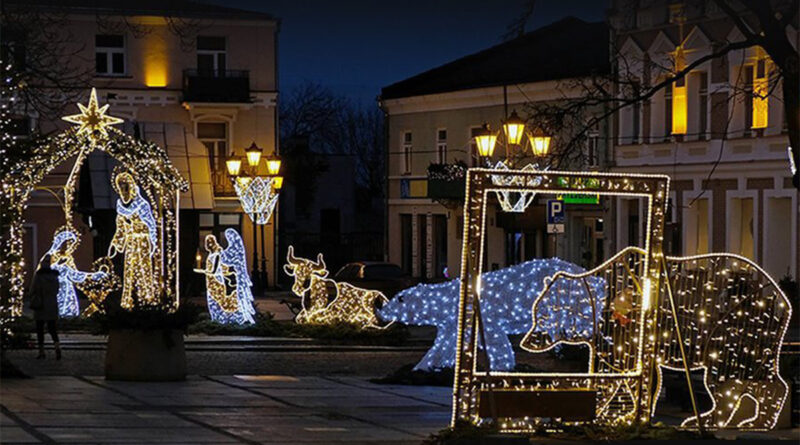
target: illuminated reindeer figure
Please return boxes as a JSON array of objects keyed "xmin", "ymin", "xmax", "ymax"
[{"xmin": 283, "ymin": 246, "xmax": 388, "ymax": 329}]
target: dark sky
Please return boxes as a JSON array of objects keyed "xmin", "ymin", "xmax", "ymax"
[{"xmin": 208, "ymin": 0, "xmax": 605, "ymax": 105}]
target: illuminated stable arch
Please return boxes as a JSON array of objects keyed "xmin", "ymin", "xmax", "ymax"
[{"xmin": 1, "ymin": 91, "xmax": 188, "ymax": 321}]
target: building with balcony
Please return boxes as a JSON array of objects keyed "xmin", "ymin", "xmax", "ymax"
[
  {"xmin": 379, "ymin": 18, "xmax": 611, "ymax": 280},
  {"xmin": 608, "ymin": 0, "xmax": 799, "ymax": 281},
  {"xmin": 5, "ymin": 0, "xmax": 280, "ymax": 292}
]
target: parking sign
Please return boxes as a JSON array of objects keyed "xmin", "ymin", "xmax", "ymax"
[{"xmin": 547, "ymin": 200, "xmax": 565, "ymax": 233}]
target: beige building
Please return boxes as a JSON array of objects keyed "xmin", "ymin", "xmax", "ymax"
[
  {"xmin": 8, "ymin": 1, "xmax": 280, "ymax": 291},
  {"xmin": 608, "ymin": 0, "xmax": 799, "ymax": 280},
  {"xmin": 380, "ymin": 18, "xmax": 611, "ymax": 280}
]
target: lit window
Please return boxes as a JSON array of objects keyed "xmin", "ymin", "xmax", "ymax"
[
  {"xmin": 752, "ymin": 59, "xmax": 768, "ymax": 129},
  {"xmin": 671, "ymin": 76, "xmax": 687, "ymax": 135},
  {"xmin": 95, "ymin": 35, "xmax": 125, "ymax": 75}
]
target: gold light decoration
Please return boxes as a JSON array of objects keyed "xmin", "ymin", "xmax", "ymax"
[
  {"xmin": 0, "ymin": 89, "xmax": 188, "ymax": 322},
  {"xmin": 61, "ymin": 88, "xmax": 123, "ymax": 140},
  {"xmin": 233, "ymin": 176, "xmax": 279, "ymax": 225},
  {"xmin": 452, "ymin": 169, "xmax": 670, "ymax": 432},
  {"xmin": 752, "ymin": 58, "xmax": 769, "ymax": 129},
  {"xmin": 283, "ymin": 246, "xmax": 390, "ymax": 329}
]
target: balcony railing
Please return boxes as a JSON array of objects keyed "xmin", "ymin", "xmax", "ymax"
[{"xmin": 182, "ymin": 69, "xmax": 250, "ymax": 103}]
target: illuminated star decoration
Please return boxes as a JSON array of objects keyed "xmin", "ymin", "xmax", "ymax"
[
  {"xmin": 61, "ymin": 88, "xmax": 123, "ymax": 140},
  {"xmin": 379, "ymin": 258, "xmax": 604, "ymax": 371}
]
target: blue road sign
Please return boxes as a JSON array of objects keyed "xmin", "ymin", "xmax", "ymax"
[{"xmin": 547, "ymin": 199, "xmax": 565, "ymax": 224}]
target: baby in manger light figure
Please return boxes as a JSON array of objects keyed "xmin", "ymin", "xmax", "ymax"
[
  {"xmin": 108, "ymin": 172, "xmax": 159, "ymax": 308},
  {"xmin": 194, "ymin": 229, "xmax": 255, "ymax": 324}
]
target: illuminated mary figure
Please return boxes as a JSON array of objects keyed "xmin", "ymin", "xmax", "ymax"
[
  {"xmin": 108, "ymin": 171, "xmax": 159, "ymax": 308},
  {"xmin": 46, "ymin": 227, "xmax": 106, "ymax": 317}
]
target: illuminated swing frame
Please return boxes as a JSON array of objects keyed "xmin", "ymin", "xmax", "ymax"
[{"xmin": 452, "ymin": 168, "xmax": 670, "ymax": 431}]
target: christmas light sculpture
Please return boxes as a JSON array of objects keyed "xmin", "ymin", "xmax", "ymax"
[
  {"xmin": 45, "ymin": 227, "xmax": 109, "ymax": 317},
  {"xmin": 233, "ymin": 176, "xmax": 279, "ymax": 224},
  {"xmin": 452, "ymin": 168, "xmax": 670, "ymax": 432},
  {"xmin": 78, "ymin": 257, "xmax": 120, "ymax": 317},
  {"xmin": 489, "ymin": 161, "xmax": 545, "ymax": 213},
  {"xmin": 379, "ymin": 258, "xmax": 604, "ymax": 371},
  {"xmin": 283, "ymin": 246, "xmax": 388, "ymax": 329},
  {"xmin": 0, "ymin": 88, "xmax": 188, "ymax": 323},
  {"xmin": 109, "ymin": 171, "xmax": 160, "ymax": 309},
  {"xmin": 220, "ymin": 229, "xmax": 256, "ymax": 324},
  {"xmin": 61, "ymin": 88, "xmax": 123, "ymax": 139},
  {"xmin": 195, "ymin": 234, "xmax": 254, "ymax": 324}
]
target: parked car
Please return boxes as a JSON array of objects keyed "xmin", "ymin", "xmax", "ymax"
[{"xmin": 333, "ymin": 262, "xmax": 415, "ymax": 298}]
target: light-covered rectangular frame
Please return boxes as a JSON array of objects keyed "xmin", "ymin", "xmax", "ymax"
[{"xmin": 452, "ymin": 168, "xmax": 670, "ymax": 430}]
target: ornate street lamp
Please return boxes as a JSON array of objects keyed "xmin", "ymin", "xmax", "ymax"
[{"xmin": 474, "ymin": 109, "xmax": 552, "ymax": 213}]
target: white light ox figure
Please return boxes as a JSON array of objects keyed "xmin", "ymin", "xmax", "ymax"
[{"xmin": 283, "ymin": 246, "xmax": 388, "ymax": 329}]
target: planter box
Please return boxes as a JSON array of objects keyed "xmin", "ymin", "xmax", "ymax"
[{"xmin": 105, "ymin": 329, "xmax": 186, "ymax": 381}]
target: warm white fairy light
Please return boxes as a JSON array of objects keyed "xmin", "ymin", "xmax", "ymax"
[
  {"xmin": 1, "ymin": 89, "xmax": 188, "ymax": 323},
  {"xmin": 379, "ymin": 258, "xmax": 604, "ymax": 371},
  {"xmin": 194, "ymin": 230, "xmax": 256, "ymax": 324},
  {"xmin": 283, "ymin": 246, "xmax": 389, "ymax": 329},
  {"xmin": 488, "ymin": 161, "xmax": 545, "ymax": 213},
  {"xmin": 452, "ymin": 168, "xmax": 670, "ymax": 432},
  {"xmin": 233, "ymin": 176, "xmax": 279, "ymax": 224},
  {"xmin": 61, "ymin": 88, "xmax": 123, "ymax": 140}
]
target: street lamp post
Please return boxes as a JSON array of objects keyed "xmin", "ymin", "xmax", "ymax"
[{"xmin": 226, "ymin": 141, "xmax": 282, "ymax": 294}]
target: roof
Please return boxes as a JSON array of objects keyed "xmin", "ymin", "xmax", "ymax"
[
  {"xmin": 381, "ymin": 17, "xmax": 609, "ymax": 100},
  {"xmin": 3, "ymin": 0, "xmax": 275, "ymax": 21}
]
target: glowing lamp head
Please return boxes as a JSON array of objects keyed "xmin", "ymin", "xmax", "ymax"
[
  {"xmin": 266, "ymin": 155, "xmax": 282, "ymax": 176},
  {"xmin": 474, "ymin": 123, "xmax": 497, "ymax": 158},
  {"xmin": 245, "ymin": 142, "xmax": 262, "ymax": 167},
  {"xmin": 529, "ymin": 133, "xmax": 551, "ymax": 157},
  {"xmin": 272, "ymin": 176, "xmax": 284, "ymax": 190},
  {"xmin": 225, "ymin": 156, "xmax": 242, "ymax": 177},
  {"xmin": 502, "ymin": 110, "xmax": 526, "ymax": 145}
]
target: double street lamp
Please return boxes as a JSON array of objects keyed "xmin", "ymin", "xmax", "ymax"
[{"xmin": 225, "ymin": 141, "xmax": 282, "ymax": 293}]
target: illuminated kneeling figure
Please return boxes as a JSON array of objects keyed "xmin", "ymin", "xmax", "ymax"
[
  {"xmin": 379, "ymin": 258, "xmax": 605, "ymax": 371},
  {"xmin": 195, "ymin": 232, "xmax": 255, "ymax": 325}
]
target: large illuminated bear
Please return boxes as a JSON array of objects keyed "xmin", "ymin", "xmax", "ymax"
[
  {"xmin": 379, "ymin": 258, "xmax": 606, "ymax": 371},
  {"xmin": 521, "ymin": 248, "xmax": 792, "ymax": 430}
]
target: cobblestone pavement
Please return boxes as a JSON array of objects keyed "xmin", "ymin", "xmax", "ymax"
[{"xmin": 1, "ymin": 375, "xmax": 451, "ymax": 444}]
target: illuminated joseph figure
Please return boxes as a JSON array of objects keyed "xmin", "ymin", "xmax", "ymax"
[{"xmin": 0, "ymin": 88, "xmax": 188, "ymax": 321}]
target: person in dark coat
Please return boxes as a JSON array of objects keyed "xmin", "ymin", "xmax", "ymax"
[{"xmin": 29, "ymin": 254, "xmax": 62, "ymax": 359}]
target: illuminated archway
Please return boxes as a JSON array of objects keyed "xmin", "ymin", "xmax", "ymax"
[{"xmin": 1, "ymin": 89, "xmax": 188, "ymax": 322}]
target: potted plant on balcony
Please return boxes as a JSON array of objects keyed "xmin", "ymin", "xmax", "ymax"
[
  {"xmin": 96, "ymin": 303, "xmax": 200, "ymax": 381},
  {"xmin": 427, "ymin": 161, "xmax": 468, "ymax": 205}
]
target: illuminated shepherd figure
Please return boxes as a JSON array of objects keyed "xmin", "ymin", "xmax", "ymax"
[
  {"xmin": 521, "ymin": 248, "xmax": 792, "ymax": 430},
  {"xmin": 197, "ymin": 233, "xmax": 254, "ymax": 324},
  {"xmin": 379, "ymin": 258, "xmax": 605, "ymax": 371},
  {"xmin": 108, "ymin": 172, "xmax": 159, "ymax": 308},
  {"xmin": 283, "ymin": 246, "xmax": 388, "ymax": 329},
  {"xmin": 45, "ymin": 227, "xmax": 106, "ymax": 317}
]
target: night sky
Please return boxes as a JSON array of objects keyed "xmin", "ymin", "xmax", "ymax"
[{"xmin": 207, "ymin": 0, "xmax": 605, "ymax": 104}]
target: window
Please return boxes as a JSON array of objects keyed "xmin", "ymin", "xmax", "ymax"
[
  {"xmin": 197, "ymin": 36, "xmax": 227, "ymax": 76},
  {"xmin": 664, "ymin": 83, "xmax": 673, "ymax": 141},
  {"xmin": 728, "ymin": 198, "xmax": 754, "ymax": 259},
  {"xmin": 400, "ymin": 214, "xmax": 412, "ymax": 275},
  {"xmin": 743, "ymin": 65, "xmax": 754, "ymax": 135},
  {"xmin": 402, "ymin": 131, "xmax": 412, "ymax": 174},
  {"xmin": 436, "ymin": 129, "xmax": 447, "ymax": 163},
  {"xmin": 197, "ymin": 122, "xmax": 229, "ymax": 193},
  {"xmin": 95, "ymin": 35, "xmax": 125, "ymax": 75},
  {"xmin": 632, "ymin": 100, "xmax": 641, "ymax": 143},
  {"xmin": 698, "ymin": 72, "xmax": 708, "ymax": 138},
  {"xmin": 586, "ymin": 130, "xmax": 600, "ymax": 167},
  {"xmin": 752, "ymin": 59, "xmax": 768, "ymax": 129}
]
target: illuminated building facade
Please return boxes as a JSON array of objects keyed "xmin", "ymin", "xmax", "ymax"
[
  {"xmin": 609, "ymin": 0, "xmax": 799, "ymax": 281},
  {"xmin": 4, "ymin": 0, "xmax": 281, "ymax": 296},
  {"xmin": 380, "ymin": 18, "xmax": 612, "ymax": 280}
]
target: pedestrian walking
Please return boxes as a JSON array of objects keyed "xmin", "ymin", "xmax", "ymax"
[{"xmin": 29, "ymin": 254, "xmax": 62, "ymax": 359}]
